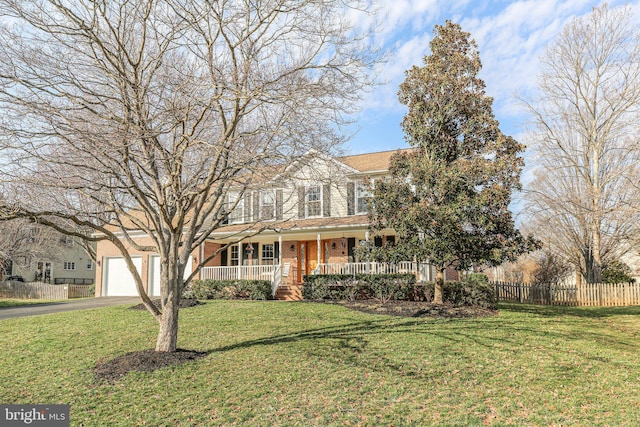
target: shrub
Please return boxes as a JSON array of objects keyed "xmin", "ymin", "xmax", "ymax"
[
  {"xmin": 602, "ymin": 260, "xmax": 634, "ymax": 284},
  {"xmin": 183, "ymin": 279, "xmax": 272, "ymax": 300},
  {"xmin": 302, "ymin": 274, "xmax": 415, "ymax": 301},
  {"xmin": 443, "ymin": 280, "xmax": 496, "ymax": 309},
  {"xmin": 302, "ymin": 274, "xmax": 495, "ymax": 308},
  {"xmin": 467, "ymin": 273, "xmax": 489, "ymax": 283}
]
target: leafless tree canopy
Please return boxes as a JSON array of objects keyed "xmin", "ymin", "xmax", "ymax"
[
  {"xmin": 523, "ymin": 4, "xmax": 640, "ymax": 283},
  {"xmin": 0, "ymin": 221, "xmax": 61, "ymax": 272},
  {"xmin": 0, "ymin": 0, "xmax": 379, "ymax": 351}
]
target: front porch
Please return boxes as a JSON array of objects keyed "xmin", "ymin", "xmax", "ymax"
[{"xmin": 200, "ymin": 261, "xmax": 435, "ymax": 300}]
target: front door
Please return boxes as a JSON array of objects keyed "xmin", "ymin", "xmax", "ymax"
[
  {"xmin": 296, "ymin": 243, "xmax": 305, "ymax": 284},
  {"xmin": 36, "ymin": 261, "xmax": 52, "ymax": 283},
  {"xmin": 306, "ymin": 240, "xmax": 319, "ymax": 274}
]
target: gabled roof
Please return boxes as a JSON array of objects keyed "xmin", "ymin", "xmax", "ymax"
[{"xmin": 338, "ymin": 148, "xmax": 413, "ymax": 173}]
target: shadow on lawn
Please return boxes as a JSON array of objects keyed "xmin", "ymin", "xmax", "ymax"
[
  {"xmin": 202, "ymin": 314, "xmax": 636, "ymax": 384},
  {"xmin": 97, "ymin": 302, "xmax": 640, "ymax": 383},
  {"xmin": 208, "ymin": 305, "xmax": 638, "ymax": 365},
  {"xmin": 499, "ymin": 302, "xmax": 640, "ymax": 318}
]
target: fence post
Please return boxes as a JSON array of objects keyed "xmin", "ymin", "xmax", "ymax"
[
  {"xmin": 518, "ymin": 282, "xmax": 523, "ymax": 303},
  {"xmin": 598, "ymin": 283, "xmax": 603, "ymax": 306}
]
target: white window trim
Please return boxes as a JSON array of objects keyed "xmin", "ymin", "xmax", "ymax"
[
  {"xmin": 259, "ymin": 190, "xmax": 276, "ymax": 221},
  {"xmin": 305, "ymin": 185, "xmax": 323, "ymax": 218},
  {"xmin": 356, "ymin": 183, "xmax": 371, "ymax": 215},
  {"xmin": 227, "ymin": 193, "xmax": 244, "ymax": 224},
  {"xmin": 230, "ymin": 245, "xmax": 239, "ymax": 266},
  {"xmin": 261, "ymin": 243, "xmax": 275, "ymax": 265},
  {"xmin": 63, "ymin": 261, "xmax": 76, "ymax": 271}
]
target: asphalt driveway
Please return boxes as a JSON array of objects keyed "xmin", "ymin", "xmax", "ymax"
[{"xmin": 0, "ymin": 297, "xmax": 141, "ymax": 320}]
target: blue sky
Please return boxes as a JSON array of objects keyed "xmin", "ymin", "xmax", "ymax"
[{"xmin": 345, "ymin": 0, "xmax": 640, "ymax": 155}]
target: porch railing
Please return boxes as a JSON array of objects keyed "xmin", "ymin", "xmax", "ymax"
[
  {"xmin": 315, "ymin": 261, "xmax": 418, "ymax": 275},
  {"xmin": 201, "ymin": 265, "xmax": 276, "ymax": 281},
  {"xmin": 199, "ymin": 262, "xmax": 432, "ymax": 297},
  {"xmin": 200, "ymin": 265, "xmax": 280, "ymax": 297}
]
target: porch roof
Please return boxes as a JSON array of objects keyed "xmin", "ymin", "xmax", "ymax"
[{"xmin": 206, "ymin": 215, "xmax": 370, "ymax": 239}]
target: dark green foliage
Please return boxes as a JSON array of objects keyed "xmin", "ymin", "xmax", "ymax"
[
  {"xmin": 369, "ymin": 20, "xmax": 538, "ymax": 303},
  {"xmin": 602, "ymin": 260, "xmax": 635, "ymax": 284},
  {"xmin": 302, "ymin": 274, "xmax": 416, "ymax": 302},
  {"xmin": 184, "ymin": 280, "xmax": 272, "ymax": 300},
  {"xmin": 467, "ymin": 273, "xmax": 489, "ymax": 283},
  {"xmin": 440, "ymin": 281, "xmax": 496, "ymax": 309},
  {"xmin": 303, "ymin": 274, "xmax": 496, "ymax": 308}
]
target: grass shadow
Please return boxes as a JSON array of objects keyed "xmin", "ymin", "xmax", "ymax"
[{"xmin": 499, "ymin": 302, "xmax": 640, "ymax": 318}]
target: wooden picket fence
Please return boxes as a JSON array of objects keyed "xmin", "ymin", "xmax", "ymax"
[
  {"xmin": 494, "ymin": 281, "xmax": 640, "ymax": 307},
  {"xmin": 0, "ymin": 281, "xmax": 94, "ymax": 300}
]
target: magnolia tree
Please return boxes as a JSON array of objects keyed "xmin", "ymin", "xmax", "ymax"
[
  {"xmin": 523, "ymin": 4, "xmax": 640, "ymax": 283},
  {"xmin": 369, "ymin": 21, "xmax": 537, "ymax": 303},
  {"xmin": 0, "ymin": 0, "xmax": 379, "ymax": 352}
]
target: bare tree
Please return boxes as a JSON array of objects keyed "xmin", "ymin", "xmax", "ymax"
[
  {"xmin": 522, "ymin": 4, "xmax": 640, "ymax": 284},
  {"xmin": 0, "ymin": 221, "xmax": 61, "ymax": 275},
  {"xmin": 0, "ymin": 0, "xmax": 379, "ymax": 352}
]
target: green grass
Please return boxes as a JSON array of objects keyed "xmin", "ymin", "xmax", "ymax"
[
  {"xmin": 0, "ymin": 298, "xmax": 63, "ymax": 307},
  {"xmin": 1, "ymin": 301, "xmax": 639, "ymax": 426}
]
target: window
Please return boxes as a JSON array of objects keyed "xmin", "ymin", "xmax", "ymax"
[
  {"xmin": 261, "ymin": 244, "xmax": 275, "ymax": 265},
  {"xmin": 86, "ymin": 260, "xmax": 93, "ymax": 270},
  {"xmin": 227, "ymin": 194, "xmax": 243, "ymax": 224},
  {"xmin": 63, "ymin": 261, "xmax": 76, "ymax": 271},
  {"xmin": 260, "ymin": 191, "xmax": 275, "ymax": 220},
  {"xmin": 230, "ymin": 245, "xmax": 239, "ymax": 266},
  {"xmin": 306, "ymin": 186, "xmax": 322, "ymax": 217},
  {"xmin": 356, "ymin": 183, "xmax": 371, "ymax": 214},
  {"xmin": 59, "ymin": 235, "xmax": 73, "ymax": 247}
]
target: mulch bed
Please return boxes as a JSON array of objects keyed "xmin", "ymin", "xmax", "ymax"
[
  {"xmin": 128, "ymin": 298, "xmax": 203, "ymax": 310},
  {"xmin": 94, "ymin": 349, "xmax": 208, "ymax": 383},
  {"xmin": 329, "ymin": 300, "xmax": 498, "ymax": 319},
  {"xmin": 94, "ymin": 298, "xmax": 206, "ymax": 383},
  {"xmin": 96, "ymin": 299, "xmax": 495, "ymax": 383}
]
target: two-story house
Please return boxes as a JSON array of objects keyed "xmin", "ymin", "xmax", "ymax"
[
  {"xmin": 6, "ymin": 233, "xmax": 96, "ymax": 285},
  {"xmin": 94, "ymin": 149, "xmax": 440, "ymax": 298}
]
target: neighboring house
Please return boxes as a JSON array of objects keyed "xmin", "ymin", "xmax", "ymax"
[
  {"xmin": 94, "ymin": 149, "xmax": 460, "ymax": 298},
  {"xmin": 8, "ymin": 236, "xmax": 96, "ymax": 285},
  {"xmin": 620, "ymin": 252, "xmax": 640, "ymax": 283}
]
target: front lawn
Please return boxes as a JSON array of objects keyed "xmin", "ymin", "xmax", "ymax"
[
  {"xmin": 0, "ymin": 301, "xmax": 639, "ymax": 426},
  {"xmin": 0, "ymin": 298, "xmax": 61, "ymax": 308}
]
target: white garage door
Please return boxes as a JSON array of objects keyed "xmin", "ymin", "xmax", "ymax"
[
  {"xmin": 103, "ymin": 257, "xmax": 142, "ymax": 296},
  {"xmin": 149, "ymin": 255, "xmax": 193, "ymax": 297}
]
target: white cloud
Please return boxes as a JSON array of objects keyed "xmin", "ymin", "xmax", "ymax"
[{"xmin": 349, "ymin": 0, "xmax": 640, "ymax": 152}]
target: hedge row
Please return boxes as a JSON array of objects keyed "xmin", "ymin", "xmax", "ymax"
[
  {"xmin": 183, "ymin": 279, "xmax": 272, "ymax": 300},
  {"xmin": 302, "ymin": 274, "xmax": 496, "ymax": 308},
  {"xmin": 302, "ymin": 274, "xmax": 416, "ymax": 303}
]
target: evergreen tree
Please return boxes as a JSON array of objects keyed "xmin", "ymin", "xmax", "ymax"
[{"xmin": 370, "ymin": 21, "xmax": 537, "ymax": 303}]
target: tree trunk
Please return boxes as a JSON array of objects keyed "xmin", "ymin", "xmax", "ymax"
[
  {"xmin": 155, "ymin": 254, "xmax": 181, "ymax": 352},
  {"xmin": 434, "ymin": 268, "xmax": 445, "ymax": 304},
  {"xmin": 591, "ymin": 226, "xmax": 603, "ymax": 283},
  {"xmin": 156, "ymin": 299, "xmax": 179, "ymax": 352}
]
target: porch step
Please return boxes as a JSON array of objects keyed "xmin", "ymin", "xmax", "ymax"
[{"xmin": 275, "ymin": 284, "xmax": 303, "ymax": 301}]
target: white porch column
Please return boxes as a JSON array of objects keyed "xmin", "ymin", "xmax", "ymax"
[
  {"xmin": 364, "ymin": 231, "xmax": 370, "ymax": 274},
  {"xmin": 238, "ymin": 242, "xmax": 243, "ymax": 278},
  {"xmin": 317, "ymin": 233, "xmax": 321, "ymax": 273},
  {"xmin": 278, "ymin": 234, "xmax": 283, "ymax": 266}
]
